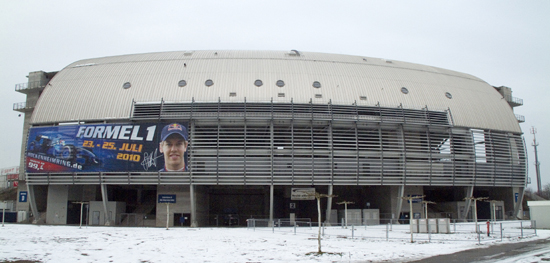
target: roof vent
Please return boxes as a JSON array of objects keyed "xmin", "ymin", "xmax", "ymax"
[
  {"xmin": 73, "ymin": 63, "xmax": 97, "ymax": 68},
  {"xmin": 289, "ymin": 50, "xmax": 301, "ymax": 57}
]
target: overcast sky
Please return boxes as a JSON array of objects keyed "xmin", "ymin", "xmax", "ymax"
[{"xmin": 1, "ymin": 0, "xmax": 548, "ymax": 187}]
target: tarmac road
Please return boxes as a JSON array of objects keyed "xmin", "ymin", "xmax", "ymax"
[{"xmin": 406, "ymin": 237, "xmax": 550, "ymax": 263}]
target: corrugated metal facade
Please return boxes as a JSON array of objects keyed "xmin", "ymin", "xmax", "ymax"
[{"xmin": 31, "ymin": 50, "xmax": 520, "ymax": 133}]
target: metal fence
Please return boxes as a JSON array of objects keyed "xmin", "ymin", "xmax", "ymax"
[
  {"xmin": 247, "ymin": 218, "xmax": 313, "ymax": 228},
  {"xmin": 119, "ymin": 213, "xmax": 146, "ymax": 227},
  {"xmin": 246, "ymin": 219, "xmax": 537, "ymax": 244}
]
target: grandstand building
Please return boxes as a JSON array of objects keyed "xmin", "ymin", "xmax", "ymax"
[{"xmin": 13, "ymin": 50, "xmax": 527, "ymax": 226}]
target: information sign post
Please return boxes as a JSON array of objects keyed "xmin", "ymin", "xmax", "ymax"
[
  {"xmin": 166, "ymin": 203, "xmax": 169, "ymax": 230},
  {"xmin": 2, "ymin": 201, "xmax": 6, "ymax": 227},
  {"xmin": 158, "ymin": 195, "xmax": 176, "ymax": 230}
]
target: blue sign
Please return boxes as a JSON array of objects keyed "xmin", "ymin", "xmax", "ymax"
[
  {"xmin": 19, "ymin": 191, "xmax": 28, "ymax": 202},
  {"xmin": 158, "ymin": 194, "xmax": 176, "ymax": 203},
  {"xmin": 407, "ymin": 195, "xmax": 422, "ymax": 203},
  {"xmin": 515, "ymin": 193, "xmax": 519, "ymax": 203}
]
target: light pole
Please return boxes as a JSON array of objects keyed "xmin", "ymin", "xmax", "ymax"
[
  {"xmin": 73, "ymin": 201, "xmax": 89, "ymax": 229},
  {"xmin": 422, "ymin": 200, "xmax": 436, "ymax": 219},
  {"xmin": 336, "ymin": 201, "xmax": 354, "ymax": 228},
  {"xmin": 464, "ymin": 196, "xmax": 488, "ymax": 233},
  {"xmin": 531, "ymin": 127, "xmax": 542, "ymax": 194},
  {"xmin": 401, "ymin": 195, "xmax": 425, "ymax": 243}
]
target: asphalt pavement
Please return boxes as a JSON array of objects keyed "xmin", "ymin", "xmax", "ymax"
[{"xmin": 405, "ymin": 237, "xmax": 550, "ymax": 263}]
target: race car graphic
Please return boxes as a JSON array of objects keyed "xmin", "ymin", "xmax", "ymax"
[{"xmin": 28, "ymin": 135, "xmax": 100, "ymax": 167}]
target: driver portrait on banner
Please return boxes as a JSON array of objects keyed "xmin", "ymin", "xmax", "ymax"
[{"xmin": 159, "ymin": 123, "xmax": 189, "ymax": 172}]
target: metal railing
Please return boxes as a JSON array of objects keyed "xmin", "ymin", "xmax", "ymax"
[
  {"xmin": 246, "ymin": 219, "xmax": 537, "ymax": 244},
  {"xmin": 247, "ymin": 218, "xmax": 313, "ymax": 228},
  {"xmin": 15, "ymin": 81, "xmax": 46, "ymax": 92},
  {"xmin": 503, "ymin": 96, "xmax": 523, "ymax": 106},
  {"xmin": 515, "ymin": 114, "xmax": 525, "ymax": 123},
  {"xmin": 13, "ymin": 102, "xmax": 35, "ymax": 111},
  {"xmin": 119, "ymin": 213, "xmax": 146, "ymax": 226},
  {"xmin": 15, "ymin": 83, "xmax": 28, "ymax": 91},
  {"xmin": 26, "ymin": 172, "xmax": 193, "ymax": 185}
]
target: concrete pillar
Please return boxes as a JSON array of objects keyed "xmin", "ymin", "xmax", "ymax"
[
  {"xmin": 325, "ymin": 185, "xmax": 333, "ymax": 225},
  {"xmin": 100, "ymin": 183, "xmax": 110, "ymax": 225},
  {"xmin": 394, "ymin": 185, "xmax": 405, "ymax": 223},
  {"xmin": 190, "ymin": 184, "xmax": 198, "ymax": 227},
  {"xmin": 269, "ymin": 185, "xmax": 274, "ymax": 225},
  {"xmin": 513, "ymin": 186, "xmax": 525, "ymax": 219},
  {"xmin": 26, "ymin": 184, "xmax": 40, "ymax": 223}
]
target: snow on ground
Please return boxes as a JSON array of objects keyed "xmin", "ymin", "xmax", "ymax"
[{"xmin": 0, "ymin": 222, "xmax": 548, "ymax": 263}]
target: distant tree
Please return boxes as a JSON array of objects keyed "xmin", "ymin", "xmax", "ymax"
[
  {"xmin": 524, "ymin": 187, "xmax": 533, "ymax": 196},
  {"xmin": 541, "ymin": 183, "xmax": 550, "ymax": 200}
]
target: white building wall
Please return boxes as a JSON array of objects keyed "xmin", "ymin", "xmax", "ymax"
[
  {"xmin": 528, "ymin": 201, "xmax": 550, "ymax": 229},
  {"xmin": 156, "ymin": 185, "xmax": 191, "ymax": 227},
  {"xmin": 46, "ymin": 185, "xmax": 69, "ymax": 224}
]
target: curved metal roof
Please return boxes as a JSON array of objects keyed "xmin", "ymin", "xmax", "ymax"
[{"xmin": 31, "ymin": 50, "xmax": 521, "ymax": 133}]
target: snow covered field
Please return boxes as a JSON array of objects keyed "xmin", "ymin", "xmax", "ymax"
[{"xmin": 0, "ymin": 222, "xmax": 548, "ymax": 263}]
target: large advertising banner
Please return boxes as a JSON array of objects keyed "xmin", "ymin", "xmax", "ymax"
[{"xmin": 25, "ymin": 123, "xmax": 189, "ymax": 173}]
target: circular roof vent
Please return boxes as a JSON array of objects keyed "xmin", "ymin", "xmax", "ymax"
[
  {"xmin": 205, "ymin": 79, "xmax": 214, "ymax": 87},
  {"xmin": 313, "ymin": 81, "xmax": 321, "ymax": 88}
]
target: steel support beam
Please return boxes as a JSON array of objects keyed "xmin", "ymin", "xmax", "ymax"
[
  {"xmin": 26, "ymin": 184, "xmax": 40, "ymax": 224},
  {"xmin": 100, "ymin": 182, "xmax": 110, "ymax": 225},
  {"xmin": 395, "ymin": 185, "xmax": 405, "ymax": 224},
  {"xmin": 462, "ymin": 186, "xmax": 474, "ymax": 221}
]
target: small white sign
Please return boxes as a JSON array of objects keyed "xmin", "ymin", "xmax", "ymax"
[{"xmin": 291, "ymin": 188, "xmax": 315, "ymax": 200}]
